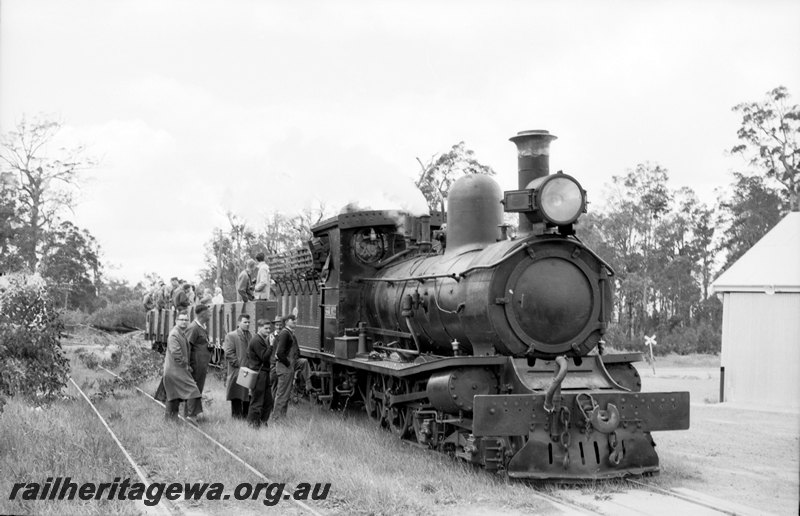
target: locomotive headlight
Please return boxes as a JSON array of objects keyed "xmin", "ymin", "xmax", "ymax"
[
  {"xmin": 538, "ymin": 175, "xmax": 585, "ymax": 225},
  {"xmin": 503, "ymin": 172, "xmax": 586, "ymax": 228}
]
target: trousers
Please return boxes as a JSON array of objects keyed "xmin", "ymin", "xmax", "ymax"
[
  {"xmin": 231, "ymin": 399, "xmax": 250, "ymax": 419},
  {"xmin": 165, "ymin": 399, "xmax": 182, "ymax": 420},
  {"xmin": 247, "ymin": 371, "xmax": 273, "ymax": 428},
  {"xmin": 273, "ymin": 358, "xmax": 311, "ymax": 418}
]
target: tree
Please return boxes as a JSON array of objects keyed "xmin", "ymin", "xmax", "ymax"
[
  {"xmin": 0, "ymin": 171, "xmax": 24, "ymax": 271},
  {"xmin": 0, "ymin": 116, "xmax": 95, "ymax": 269},
  {"xmin": 38, "ymin": 220, "xmax": 102, "ymax": 310},
  {"xmin": 732, "ymin": 86, "xmax": 800, "ymax": 211},
  {"xmin": 717, "ymin": 172, "xmax": 784, "ymax": 270},
  {"xmin": 415, "ymin": 141, "xmax": 495, "ymax": 214}
]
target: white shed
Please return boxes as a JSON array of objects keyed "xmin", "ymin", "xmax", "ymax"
[{"xmin": 711, "ymin": 212, "xmax": 800, "ymax": 411}]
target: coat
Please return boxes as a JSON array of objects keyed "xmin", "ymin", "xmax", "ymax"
[
  {"xmin": 163, "ymin": 326, "xmax": 201, "ymax": 401},
  {"xmin": 185, "ymin": 320, "xmax": 211, "ymax": 393},
  {"xmin": 237, "ymin": 270, "xmax": 254, "ymax": 302},
  {"xmin": 223, "ymin": 328, "xmax": 252, "ymax": 401},
  {"xmin": 246, "ymin": 332, "xmax": 273, "ymax": 372},
  {"xmin": 275, "ymin": 327, "xmax": 299, "ymax": 367},
  {"xmin": 254, "ymin": 262, "xmax": 271, "ymax": 300},
  {"xmin": 173, "ymin": 289, "xmax": 190, "ymax": 310}
]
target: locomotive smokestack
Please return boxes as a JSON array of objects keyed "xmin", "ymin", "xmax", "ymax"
[{"xmin": 509, "ymin": 130, "xmax": 557, "ymax": 233}]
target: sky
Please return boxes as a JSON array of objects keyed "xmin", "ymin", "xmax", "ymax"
[{"xmin": 2, "ymin": 0, "xmax": 799, "ymax": 285}]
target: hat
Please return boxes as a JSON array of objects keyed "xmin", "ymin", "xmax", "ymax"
[{"xmin": 272, "ymin": 315, "xmax": 283, "ymax": 324}]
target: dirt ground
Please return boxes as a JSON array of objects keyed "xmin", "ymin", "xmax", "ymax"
[{"xmin": 638, "ymin": 359, "xmax": 799, "ymax": 516}]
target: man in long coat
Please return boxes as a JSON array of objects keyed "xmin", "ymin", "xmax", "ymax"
[
  {"xmin": 163, "ymin": 311, "xmax": 200, "ymax": 420},
  {"xmin": 185, "ymin": 303, "xmax": 212, "ymax": 421},
  {"xmin": 223, "ymin": 314, "xmax": 252, "ymax": 419}
]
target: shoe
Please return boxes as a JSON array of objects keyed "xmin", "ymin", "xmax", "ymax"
[
  {"xmin": 185, "ymin": 416, "xmax": 198, "ymax": 426},
  {"xmin": 195, "ymin": 413, "xmax": 206, "ymax": 422}
]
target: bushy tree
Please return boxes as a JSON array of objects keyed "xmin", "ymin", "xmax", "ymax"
[
  {"xmin": 0, "ymin": 274, "xmax": 69, "ymax": 410},
  {"xmin": 415, "ymin": 141, "xmax": 495, "ymax": 214},
  {"xmin": 717, "ymin": 172, "xmax": 785, "ymax": 270},
  {"xmin": 584, "ymin": 164, "xmax": 720, "ymax": 354},
  {"xmin": 39, "ymin": 220, "xmax": 102, "ymax": 310},
  {"xmin": 732, "ymin": 86, "xmax": 799, "ymax": 211}
]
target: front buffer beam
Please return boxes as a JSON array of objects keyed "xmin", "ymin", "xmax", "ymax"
[{"xmin": 472, "ymin": 391, "xmax": 690, "ymax": 479}]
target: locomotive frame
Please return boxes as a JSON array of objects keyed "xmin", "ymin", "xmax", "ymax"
[{"xmin": 146, "ymin": 129, "xmax": 690, "ymax": 480}]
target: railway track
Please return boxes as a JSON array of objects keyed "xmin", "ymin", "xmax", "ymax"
[
  {"xmin": 68, "ymin": 377, "xmax": 177, "ymax": 516},
  {"xmin": 531, "ymin": 477, "xmax": 766, "ymax": 516},
  {"xmin": 399, "ymin": 437, "xmax": 764, "ymax": 516},
  {"xmin": 624, "ymin": 478, "xmax": 769, "ymax": 516},
  {"xmin": 69, "ymin": 366, "xmax": 325, "ymax": 515},
  {"xmin": 96, "ymin": 366, "xmax": 325, "ymax": 516}
]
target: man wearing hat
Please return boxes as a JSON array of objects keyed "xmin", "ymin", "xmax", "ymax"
[{"xmin": 223, "ymin": 314, "xmax": 252, "ymax": 419}]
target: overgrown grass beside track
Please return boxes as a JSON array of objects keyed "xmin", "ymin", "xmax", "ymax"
[{"xmin": 0, "ymin": 394, "xmax": 140, "ymax": 515}]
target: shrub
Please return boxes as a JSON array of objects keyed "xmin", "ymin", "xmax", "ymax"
[
  {"xmin": 86, "ymin": 299, "xmax": 145, "ymax": 329},
  {"xmin": 0, "ymin": 273, "xmax": 70, "ymax": 411},
  {"xmin": 60, "ymin": 309, "xmax": 88, "ymax": 330},
  {"xmin": 91, "ymin": 334, "xmax": 164, "ymax": 399}
]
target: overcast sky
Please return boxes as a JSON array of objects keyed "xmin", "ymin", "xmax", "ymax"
[{"xmin": 2, "ymin": 0, "xmax": 799, "ymax": 285}]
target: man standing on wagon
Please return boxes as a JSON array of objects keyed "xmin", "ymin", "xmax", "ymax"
[
  {"xmin": 237, "ymin": 259, "xmax": 257, "ymax": 302},
  {"xmin": 223, "ymin": 314, "xmax": 252, "ymax": 419},
  {"xmin": 185, "ymin": 303, "xmax": 212, "ymax": 422},
  {"xmin": 253, "ymin": 252, "xmax": 271, "ymax": 300}
]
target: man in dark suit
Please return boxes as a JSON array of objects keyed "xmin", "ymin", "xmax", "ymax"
[
  {"xmin": 223, "ymin": 314, "xmax": 252, "ymax": 419},
  {"xmin": 185, "ymin": 303, "xmax": 212, "ymax": 422},
  {"xmin": 246, "ymin": 318, "xmax": 274, "ymax": 428}
]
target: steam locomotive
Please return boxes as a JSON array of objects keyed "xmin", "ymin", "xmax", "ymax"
[{"xmin": 146, "ymin": 130, "xmax": 689, "ymax": 479}]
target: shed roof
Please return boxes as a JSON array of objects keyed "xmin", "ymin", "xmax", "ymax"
[{"xmin": 711, "ymin": 212, "xmax": 800, "ymax": 294}]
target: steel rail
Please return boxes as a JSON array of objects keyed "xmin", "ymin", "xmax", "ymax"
[
  {"xmin": 69, "ymin": 377, "xmax": 175, "ymax": 516},
  {"xmin": 98, "ymin": 366, "xmax": 324, "ymax": 516},
  {"xmin": 625, "ymin": 478, "xmax": 738, "ymax": 515}
]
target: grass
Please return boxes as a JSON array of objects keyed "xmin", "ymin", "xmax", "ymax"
[
  {"xmin": 0, "ymin": 396, "xmax": 141, "ymax": 515},
  {"xmin": 647, "ymin": 353, "xmax": 720, "ymax": 369}
]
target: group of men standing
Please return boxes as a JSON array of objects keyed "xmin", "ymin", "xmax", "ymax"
[
  {"xmin": 161, "ymin": 304, "xmax": 311, "ymax": 428},
  {"xmin": 222, "ymin": 312, "xmax": 312, "ymax": 427}
]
